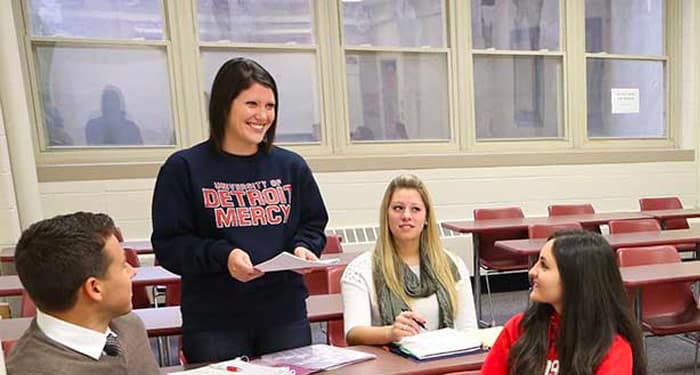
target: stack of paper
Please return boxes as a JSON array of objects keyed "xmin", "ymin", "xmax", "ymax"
[
  {"xmin": 253, "ymin": 252, "xmax": 339, "ymax": 272},
  {"xmin": 260, "ymin": 344, "xmax": 376, "ymax": 371},
  {"xmin": 397, "ymin": 328, "xmax": 482, "ymax": 360},
  {"xmin": 168, "ymin": 358, "xmax": 294, "ymax": 374}
]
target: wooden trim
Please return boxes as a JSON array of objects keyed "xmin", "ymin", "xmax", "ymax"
[{"xmin": 37, "ymin": 149, "xmax": 694, "ymax": 182}]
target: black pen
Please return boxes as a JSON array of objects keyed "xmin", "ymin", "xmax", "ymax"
[{"xmin": 401, "ymin": 308, "xmax": 427, "ymax": 330}]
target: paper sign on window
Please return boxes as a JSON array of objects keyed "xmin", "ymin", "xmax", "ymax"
[{"xmin": 611, "ymin": 88, "xmax": 640, "ymax": 114}]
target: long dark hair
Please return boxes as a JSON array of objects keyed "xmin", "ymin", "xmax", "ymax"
[
  {"xmin": 507, "ymin": 230, "xmax": 646, "ymax": 375},
  {"xmin": 208, "ymin": 57, "xmax": 278, "ymax": 153}
]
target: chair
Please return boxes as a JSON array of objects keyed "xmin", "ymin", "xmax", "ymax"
[
  {"xmin": 304, "ymin": 235, "xmax": 343, "ymax": 296},
  {"xmin": 617, "ymin": 245, "xmax": 700, "ymax": 374},
  {"xmin": 326, "ymin": 265, "xmax": 347, "ymax": 347},
  {"xmin": 609, "ymin": 218, "xmax": 662, "ymax": 235},
  {"xmin": 2, "ymin": 339, "xmax": 15, "ymax": 356},
  {"xmin": 639, "ymin": 197, "xmax": 695, "ymax": 252},
  {"xmin": 124, "ymin": 248, "xmax": 152, "ymax": 308},
  {"xmin": 473, "ymin": 207, "xmax": 529, "ymax": 325},
  {"xmin": 528, "ymin": 222, "xmax": 583, "ymax": 240},
  {"xmin": 20, "ymin": 290, "xmax": 36, "ymax": 317},
  {"xmin": 547, "ymin": 203, "xmax": 601, "ymax": 233}
]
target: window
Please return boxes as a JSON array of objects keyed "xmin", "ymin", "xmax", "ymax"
[
  {"xmin": 197, "ymin": 0, "xmax": 321, "ymax": 144},
  {"xmin": 585, "ymin": 0, "xmax": 666, "ymax": 139},
  {"xmin": 470, "ymin": 0, "xmax": 564, "ymax": 141},
  {"xmin": 12, "ymin": 0, "xmax": 681, "ymax": 178},
  {"xmin": 342, "ymin": 0, "xmax": 450, "ymax": 143},
  {"xmin": 26, "ymin": 0, "xmax": 176, "ymax": 148}
]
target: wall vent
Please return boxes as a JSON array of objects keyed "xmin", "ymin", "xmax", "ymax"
[{"xmin": 327, "ymin": 222, "xmax": 466, "ymax": 245}]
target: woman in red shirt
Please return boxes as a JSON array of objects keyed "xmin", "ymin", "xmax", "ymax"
[{"xmin": 482, "ymin": 230, "xmax": 646, "ymax": 375}]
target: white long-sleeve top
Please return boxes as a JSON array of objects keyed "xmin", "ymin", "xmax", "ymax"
[{"xmin": 341, "ymin": 250, "xmax": 478, "ymax": 337}]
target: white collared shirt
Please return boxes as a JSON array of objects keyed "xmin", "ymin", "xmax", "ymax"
[{"xmin": 36, "ymin": 309, "xmax": 117, "ymax": 360}]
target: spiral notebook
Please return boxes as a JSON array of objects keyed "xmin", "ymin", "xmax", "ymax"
[
  {"xmin": 168, "ymin": 358, "xmax": 295, "ymax": 375},
  {"xmin": 397, "ymin": 328, "xmax": 483, "ymax": 360}
]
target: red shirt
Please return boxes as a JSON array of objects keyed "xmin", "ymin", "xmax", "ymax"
[{"xmin": 481, "ymin": 313, "xmax": 632, "ymax": 375}]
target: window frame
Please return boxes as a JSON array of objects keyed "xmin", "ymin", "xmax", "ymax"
[{"xmin": 10, "ymin": 0, "xmax": 687, "ymax": 181}]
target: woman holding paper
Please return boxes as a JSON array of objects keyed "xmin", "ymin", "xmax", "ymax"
[
  {"xmin": 341, "ymin": 174, "xmax": 477, "ymax": 345},
  {"xmin": 151, "ymin": 58, "xmax": 328, "ymax": 362},
  {"xmin": 481, "ymin": 230, "xmax": 646, "ymax": 375}
]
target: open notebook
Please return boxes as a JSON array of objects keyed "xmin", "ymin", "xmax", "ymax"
[{"xmin": 397, "ymin": 327, "xmax": 503, "ymax": 360}]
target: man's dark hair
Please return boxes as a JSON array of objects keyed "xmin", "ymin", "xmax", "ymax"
[
  {"xmin": 208, "ymin": 57, "xmax": 279, "ymax": 154},
  {"xmin": 15, "ymin": 212, "xmax": 118, "ymax": 313}
]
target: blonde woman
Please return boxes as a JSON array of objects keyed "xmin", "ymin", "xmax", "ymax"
[{"xmin": 341, "ymin": 174, "xmax": 477, "ymax": 345}]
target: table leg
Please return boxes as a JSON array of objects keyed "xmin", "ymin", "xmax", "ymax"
[
  {"xmin": 695, "ymin": 242, "xmax": 700, "ymax": 261},
  {"xmin": 472, "ymin": 234, "xmax": 488, "ymax": 327},
  {"xmin": 634, "ymin": 287, "xmax": 643, "ymax": 324}
]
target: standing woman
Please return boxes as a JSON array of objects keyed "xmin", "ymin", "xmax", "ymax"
[
  {"xmin": 482, "ymin": 230, "xmax": 646, "ymax": 375},
  {"xmin": 341, "ymin": 174, "xmax": 477, "ymax": 345},
  {"xmin": 151, "ymin": 58, "xmax": 328, "ymax": 362}
]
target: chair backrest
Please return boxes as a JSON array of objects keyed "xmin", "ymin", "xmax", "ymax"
[
  {"xmin": 639, "ymin": 196, "xmax": 689, "ymax": 230},
  {"xmin": 326, "ymin": 266, "xmax": 347, "ymax": 347},
  {"xmin": 21, "ymin": 290, "xmax": 36, "ymax": 318},
  {"xmin": 124, "ymin": 248, "xmax": 151, "ymax": 308},
  {"xmin": 617, "ymin": 245, "xmax": 694, "ymax": 319},
  {"xmin": 528, "ymin": 223, "xmax": 582, "ymax": 239},
  {"xmin": 324, "ymin": 235, "xmax": 343, "ymax": 254},
  {"xmin": 547, "ymin": 204, "xmax": 600, "ymax": 233},
  {"xmin": 608, "ymin": 219, "xmax": 661, "ymax": 234},
  {"xmin": 473, "ymin": 207, "xmax": 529, "ymax": 269}
]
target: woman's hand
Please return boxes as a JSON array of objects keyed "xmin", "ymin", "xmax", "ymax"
[
  {"xmin": 387, "ymin": 311, "xmax": 427, "ymax": 342},
  {"xmin": 227, "ymin": 248, "xmax": 264, "ymax": 282},
  {"xmin": 293, "ymin": 246, "xmax": 319, "ymax": 261},
  {"xmin": 293, "ymin": 247, "xmax": 319, "ymax": 274}
]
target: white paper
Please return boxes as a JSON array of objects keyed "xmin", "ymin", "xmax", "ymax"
[
  {"xmin": 253, "ymin": 252, "xmax": 339, "ymax": 272},
  {"xmin": 398, "ymin": 328, "xmax": 482, "ymax": 360},
  {"xmin": 611, "ymin": 88, "xmax": 640, "ymax": 114}
]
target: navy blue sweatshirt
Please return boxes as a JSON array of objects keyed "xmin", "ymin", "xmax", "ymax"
[{"xmin": 151, "ymin": 141, "xmax": 328, "ymax": 332}]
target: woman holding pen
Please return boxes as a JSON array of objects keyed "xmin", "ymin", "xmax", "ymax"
[
  {"xmin": 341, "ymin": 174, "xmax": 477, "ymax": 345},
  {"xmin": 151, "ymin": 58, "xmax": 328, "ymax": 362}
]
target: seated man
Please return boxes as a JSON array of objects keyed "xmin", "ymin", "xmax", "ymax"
[{"xmin": 7, "ymin": 212, "xmax": 159, "ymax": 375}]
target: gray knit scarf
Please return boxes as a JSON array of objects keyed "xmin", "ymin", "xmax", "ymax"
[{"xmin": 373, "ymin": 246, "xmax": 461, "ymax": 329}]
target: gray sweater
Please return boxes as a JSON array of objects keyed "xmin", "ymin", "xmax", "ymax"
[{"xmin": 7, "ymin": 312, "xmax": 160, "ymax": 375}]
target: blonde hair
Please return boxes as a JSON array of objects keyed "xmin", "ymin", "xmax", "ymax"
[{"xmin": 372, "ymin": 174, "xmax": 458, "ymax": 316}]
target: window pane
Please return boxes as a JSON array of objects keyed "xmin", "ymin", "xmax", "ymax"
[
  {"xmin": 474, "ymin": 56, "xmax": 563, "ymax": 140},
  {"xmin": 28, "ymin": 0, "xmax": 163, "ymax": 40},
  {"xmin": 345, "ymin": 52, "xmax": 449, "ymax": 142},
  {"xmin": 586, "ymin": 59, "xmax": 664, "ymax": 138},
  {"xmin": 201, "ymin": 50, "xmax": 321, "ymax": 143},
  {"xmin": 197, "ymin": 0, "xmax": 314, "ymax": 44},
  {"xmin": 36, "ymin": 46, "xmax": 174, "ymax": 147},
  {"xmin": 342, "ymin": 0, "xmax": 445, "ymax": 48},
  {"xmin": 471, "ymin": 0, "xmax": 560, "ymax": 51},
  {"xmin": 585, "ymin": 0, "xmax": 663, "ymax": 55}
]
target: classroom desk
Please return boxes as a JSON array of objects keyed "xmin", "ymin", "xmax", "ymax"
[
  {"xmin": 160, "ymin": 345, "xmax": 486, "ymax": 375},
  {"xmin": 0, "ymin": 240, "xmax": 154, "ymax": 263},
  {"xmin": 0, "ymin": 266, "xmax": 180, "ymax": 297},
  {"xmin": 619, "ymin": 260, "xmax": 700, "ymax": 322},
  {"xmin": 0, "ymin": 294, "xmax": 343, "ymax": 344},
  {"xmin": 640, "ymin": 208, "xmax": 700, "ymax": 229},
  {"xmin": 442, "ymin": 211, "xmax": 650, "ymax": 324},
  {"xmin": 495, "ymin": 227, "xmax": 700, "ymax": 262}
]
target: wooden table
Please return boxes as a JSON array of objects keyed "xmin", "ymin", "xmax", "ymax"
[
  {"xmin": 641, "ymin": 208, "xmax": 700, "ymax": 229},
  {"xmin": 0, "ymin": 240, "xmax": 154, "ymax": 263},
  {"xmin": 0, "ymin": 266, "xmax": 180, "ymax": 297},
  {"xmin": 442, "ymin": 211, "xmax": 650, "ymax": 324},
  {"xmin": 0, "ymin": 294, "xmax": 343, "ymax": 343},
  {"xmin": 620, "ymin": 260, "xmax": 700, "ymax": 322},
  {"xmin": 495, "ymin": 227, "xmax": 700, "ymax": 262},
  {"xmin": 159, "ymin": 345, "xmax": 486, "ymax": 375}
]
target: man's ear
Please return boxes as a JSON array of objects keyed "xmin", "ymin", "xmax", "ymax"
[{"xmin": 83, "ymin": 277, "xmax": 104, "ymax": 303}]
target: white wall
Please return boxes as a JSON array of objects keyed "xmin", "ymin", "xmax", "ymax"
[{"xmin": 37, "ymin": 160, "xmax": 697, "ymax": 273}]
